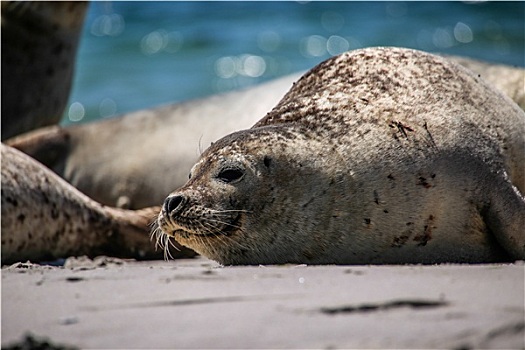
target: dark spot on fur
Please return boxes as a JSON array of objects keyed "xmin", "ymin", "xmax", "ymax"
[
  {"xmin": 88, "ymin": 212, "xmax": 98, "ymax": 223},
  {"xmin": 40, "ymin": 193, "xmax": 50, "ymax": 204},
  {"xmin": 5, "ymin": 196, "xmax": 18, "ymax": 206},
  {"xmin": 373, "ymin": 190, "xmax": 380, "ymax": 205},
  {"xmin": 392, "ymin": 235, "xmax": 409, "ymax": 247},
  {"xmin": 364, "ymin": 218, "xmax": 371, "ymax": 225},
  {"xmin": 388, "ymin": 120, "xmax": 414, "ymax": 139},
  {"xmin": 383, "ymin": 209, "xmax": 389, "ymax": 213},
  {"xmin": 417, "ymin": 177, "xmax": 432, "ymax": 188},
  {"xmin": 227, "ymin": 196, "xmax": 235, "ymax": 207},
  {"xmin": 17, "ymin": 214, "xmax": 25, "ymax": 223},
  {"xmin": 414, "ymin": 215, "xmax": 435, "ymax": 246},
  {"xmin": 302, "ymin": 250, "xmax": 315, "ymax": 260},
  {"xmin": 53, "ymin": 231, "xmax": 61, "ymax": 243},
  {"xmin": 51, "ymin": 207, "xmax": 59, "ymax": 219},
  {"xmin": 387, "ymin": 174, "xmax": 395, "ymax": 180}
]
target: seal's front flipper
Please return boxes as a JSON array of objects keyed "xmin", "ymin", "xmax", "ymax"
[{"xmin": 485, "ymin": 171, "xmax": 525, "ymax": 261}]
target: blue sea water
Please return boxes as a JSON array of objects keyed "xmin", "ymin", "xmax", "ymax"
[{"xmin": 64, "ymin": 1, "xmax": 525, "ymax": 125}]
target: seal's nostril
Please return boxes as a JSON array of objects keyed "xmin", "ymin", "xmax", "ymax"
[{"xmin": 164, "ymin": 195, "xmax": 184, "ymax": 215}]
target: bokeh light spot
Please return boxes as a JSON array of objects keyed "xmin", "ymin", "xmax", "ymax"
[
  {"xmin": 215, "ymin": 56, "xmax": 237, "ymax": 78},
  {"xmin": 68, "ymin": 102, "xmax": 85, "ymax": 122},
  {"xmin": 140, "ymin": 30, "xmax": 168, "ymax": 55},
  {"xmin": 91, "ymin": 14, "xmax": 125, "ymax": 37},
  {"xmin": 433, "ymin": 28, "xmax": 455, "ymax": 49},
  {"xmin": 99, "ymin": 98, "xmax": 117, "ymax": 118},
  {"xmin": 327, "ymin": 35, "xmax": 350, "ymax": 56},
  {"xmin": 301, "ymin": 35, "xmax": 327, "ymax": 57},
  {"xmin": 454, "ymin": 22, "xmax": 473, "ymax": 43},
  {"xmin": 241, "ymin": 55, "xmax": 266, "ymax": 77}
]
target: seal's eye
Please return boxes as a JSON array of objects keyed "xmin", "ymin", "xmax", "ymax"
[
  {"xmin": 263, "ymin": 156, "xmax": 272, "ymax": 168},
  {"xmin": 217, "ymin": 168, "xmax": 244, "ymax": 183}
]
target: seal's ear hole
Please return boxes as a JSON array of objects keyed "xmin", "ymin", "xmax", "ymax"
[
  {"xmin": 263, "ymin": 156, "xmax": 272, "ymax": 168},
  {"xmin": 217, "ymin": 168, "xmax": 244, "ymax": 183}
]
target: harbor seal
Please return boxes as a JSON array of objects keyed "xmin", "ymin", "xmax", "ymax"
[
  {"xmin": 6, "ymin": 57, "xmax": 524, "ymax": 210},
  {"xmin": 156, "ymin": 47, "xmax": 525, "ymax": 265},
  {"xmin": 1, "ymin": 144, "xmax": 195, "ymax": 265},
  {"xmin": 1, "ymin": 1, "xmax": 88, "ymax": 140}
]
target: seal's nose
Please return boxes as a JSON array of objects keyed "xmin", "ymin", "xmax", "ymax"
[{"xmin": 163, "ymin": 195, "xmax": 185, "ymax": 216}]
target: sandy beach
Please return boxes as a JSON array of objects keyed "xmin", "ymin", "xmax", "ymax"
[{"xmin": 2, "ymin": 256, "xmax": 524, "ymax": 349}]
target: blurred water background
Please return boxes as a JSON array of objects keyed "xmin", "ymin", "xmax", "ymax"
[{"xmin": 64, "ymin": 1, "xmax": 525, "ymax": 125}]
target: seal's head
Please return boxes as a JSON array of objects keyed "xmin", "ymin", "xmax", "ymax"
[{"xmin": 155, "ymin": 125, "xmax": 337, "ymax": 265}]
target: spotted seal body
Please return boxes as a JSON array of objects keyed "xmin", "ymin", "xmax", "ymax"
[
  {"xmin": 1, "ymin": 144, "xmax": 195, "ymax": 264},
  {"xmin": 1, "ymin": 1, "xmax": 88, "ymax": 140},
  {"xmin": 156, "ymin": 47, "xmax": 525, "ymax": 265}
]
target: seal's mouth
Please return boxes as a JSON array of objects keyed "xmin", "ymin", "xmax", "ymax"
[{"xmin": 159, "ymin": 212, "xmax": 242, "ymax": 240}]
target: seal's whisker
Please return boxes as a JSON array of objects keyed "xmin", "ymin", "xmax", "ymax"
[
  {"xmin": 157, "ymin": 231, "xmax": 166, "ymax": 250},
  {"xmin": 167, "ymin": 236, "xmax": 181, "ymax": 251},
  {"xmin": 156, "ymin": 231, "xmax": 169, "ymax": 260},
  {"xmin": 197, "ymin": 232, "xmax": 215, "ymax": 257},
  {"xmin": 149, "ymin": 220, "xmax": 159, "ymax": 239},
  {"xmin": 150, "ymin": 221, "xmax": 167, "ymax": 253},
  {"xmin": 212, "ymin": 209, "xmax": 253, "ymax": 214},
  {"xmin": 205, "ymin": 218, "xmax": 244, "ymax": 231},
  {"xmin": 193, "ymin": 224, "xmax": 218, "ymax": 255},
  {"xmin": 199, "ymin": 221, "xmax": 222, "ymax": 233},
  {"xmin": 158, "ymin": 230, "xmax": 168, "ymax": 251},
  {"xmin": 215, "ymin": 231, "xmax": 250, "ymax": 251},
  {"xmin": 150, "ymin": 225, "xmax": 163, "ymax": 250},
  {"xmin": 163, "ymin": 235, "xmax": 175, "ymax": 260},
  {"xmin": 201, "ymin": 222, "xmax": 250, "ymax": 251},
  {"xmin": 158, "ymin": 231, "xmax": 166, "ymax": 251}
]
